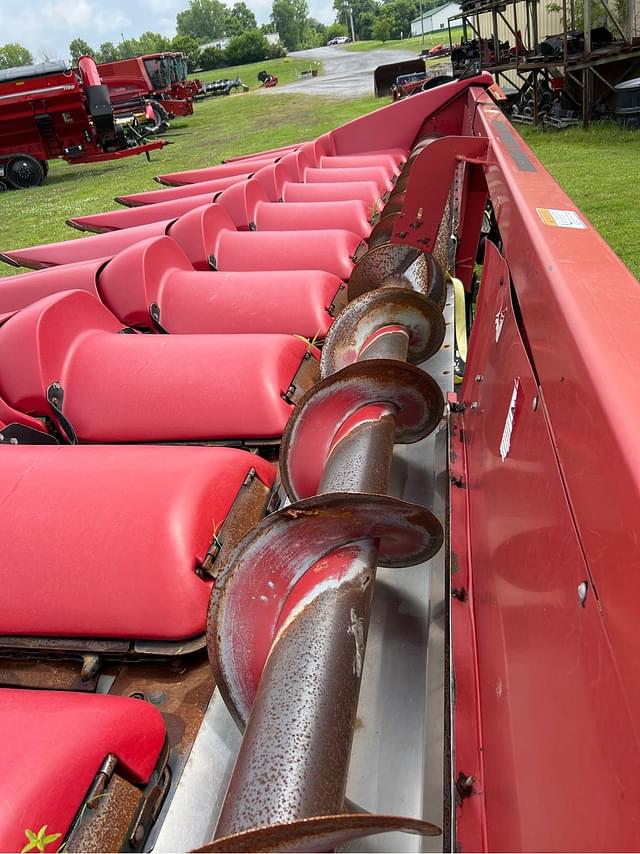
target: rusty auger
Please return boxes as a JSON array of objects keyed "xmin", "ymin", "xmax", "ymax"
[{"xmin": 202, "ymin": 257, "xmax": 447, "ymax": 852}]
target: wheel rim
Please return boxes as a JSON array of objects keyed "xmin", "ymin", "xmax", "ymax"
[{"xmin": 7, "ymin": 156, "xmax": 43, "ymax": 189}]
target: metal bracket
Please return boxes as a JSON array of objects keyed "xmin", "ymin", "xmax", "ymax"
[
  {"xmin": 46, "ymin": 382, "xmax": 78, "ymax": 444},
  {"xmin": 0, "ymin": 423, "xmax": 57, "ymax": 444},
  {"xmin": 149, "ymin": 303, "xmax": 169, "ymax": 334}
]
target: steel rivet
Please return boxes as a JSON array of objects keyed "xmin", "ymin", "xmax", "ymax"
[
  {"xmin": 474, "ymin": 374, "xmax": 483, "ymax": 382},
  {"xmin": 470, "ymin": 401, "xmax": 479, "ymax": 410},
  {"xmin": 578, "ymin": 581, "xmax": 588, "ymax": 606},
  {"xmin": 532, "ymin": 396, "xmax": 538, "ymax": 411}
]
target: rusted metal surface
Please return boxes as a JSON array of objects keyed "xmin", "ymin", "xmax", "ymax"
[
  {"xmin": 320, "ymin": 288, "xmax": 445, "ymax": 377},
  {"xmin": 0, "ymin": 659, "xmax": 100, "ymax": 691},
  {"xmin": 208, "ymin": 492, "xmax": 443, "ymax": 727},
  {"xmin": 282, "ymin": 350, "xmax": 321, "ymax": 405},
  {"xmin": 317, "ymin": 406, "xmax": 396, "ymax": 495},
  {"xmin": 279, "ymin": 360, "xmax": 444, "ymax": 501},
  {"xmin": 108, "ymin": 655, "xmax": 214, "ymax": 762},
  {"xmin": 214, "ymin": 540, "xmax": 377, "ymax": 835},
  {"xmin": 64, "ymin": 767, "xmax": 142, "ymax": 853},
  {"xmin": 349, "ymin": 243, "xmax": 445, "ymax": 308},
  {"xmin": 328, "ymin": 282, "xmax": 349, "ymax": 318},
  {"xmin": 198, "ymin": 471, "xmax": 272, "ymax": 579},
  {"xmin": 197, "ymin": 812, "xmax": 441, "ymax": 852},
  {"xmin": 64, "ymin": 743, "xmax": 170, "ymax": 852}
]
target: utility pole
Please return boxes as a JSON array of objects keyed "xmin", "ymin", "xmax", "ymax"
[
  {"xmin": 420, "ymin": 0, "xmax": 425, "ymax": 45},
  {"xmin": 348, "ymin": 5, "xmax": 356, "ymax": 41}
]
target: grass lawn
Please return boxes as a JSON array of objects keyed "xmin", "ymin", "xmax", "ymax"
[
  {"xmin": 343, "ymin": 28, "xmax": 463, "ymax": 53},
  {"xmin": 0, "ymin": 91, "xmax": 379, "ymax": 273},
  {"xmin": 195, "ymin": 56, "xmax": 321, "ymax": 90},
  {"xmin": 520, "ymin": 122, "xmax": 640, "ymax": 278}
]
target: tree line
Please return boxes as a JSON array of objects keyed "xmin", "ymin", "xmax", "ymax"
[{"xmin": 0, "ymin": 0, "xmax": 445, "ymax": 74}]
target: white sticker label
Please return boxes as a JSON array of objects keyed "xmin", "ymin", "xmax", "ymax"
[
  {"xmin": 495, "ymin": 308, "xmax": 506, "ymax": 343},
  {"xmin": 536, "ymin": 208, "xmax": 586, "ymax": 229},
  {"xmin": 500, "ymin": 378, "xmax": 519, "ymax": 462}
]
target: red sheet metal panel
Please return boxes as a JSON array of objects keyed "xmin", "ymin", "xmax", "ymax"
[
  {"xmin": 458, "ymin": 242, "xmax": 640, "ymax": 850},
  {"xmin": 472, "ymin": 88, "xmax": 640, "ymax": 745}
]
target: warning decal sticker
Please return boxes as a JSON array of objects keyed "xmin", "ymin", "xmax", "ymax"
[
  {"xmin": 500, "ymin": 378, "xmax": 519, "ymax": 462},
  {"xmin": 536, "ymin": 208, "xmax": 587, "ymax": 229}
]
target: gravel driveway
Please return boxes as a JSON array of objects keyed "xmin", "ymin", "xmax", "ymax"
[{"xmin": 261, "ymin": 45, "xmax": 417, "ymax": 98}]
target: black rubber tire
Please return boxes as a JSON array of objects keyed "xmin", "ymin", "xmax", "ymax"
[
  {"xmin": 40, "ymin": 159, "xmax": 49, "ymax": 177},
  {"xmin": 6, "ymin": 154, "xmax": 45, "ymax": 189}
]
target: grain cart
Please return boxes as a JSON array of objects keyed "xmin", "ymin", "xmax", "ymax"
[
  {"xmin": 0, "ymin": 56, "xmax": 166, "ymax": 189},
  {"xmin": 97, "ymin": 53, "xmax": 194, "ymax": 120}
]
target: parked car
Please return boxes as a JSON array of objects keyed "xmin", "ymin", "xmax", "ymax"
[{"xmin": 327, "ymin": 36, "xmax": 351, "ymax": 45}]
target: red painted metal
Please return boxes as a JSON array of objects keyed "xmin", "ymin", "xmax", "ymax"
[
  {"xmin": 156, "ymin": 157, "xmax": 280, "ymax": 186},
  {"xmin": 97, "ymin": 53, "xmax": 194, "ymax": 118},
  {"xmin": 1, "ymin": 203, "xmax": 364, "ymax": 277},
  {"xmin": 0, "ymin": 236, "xmax": 345, "ymax": 338},
  {"xmin": 2, "ymin": 68, "xmax": 638, "ymax": 854},
  {"xmin": 67, "ymin": 192, "xmax": 220, "ymax": 233},
  {"xmin": 0, "ymin": 689, "xmax": 166, "ymax": 852},
  {"xmin": 445, "ymin": 89, "xmax": 640, "ymax": 849},
  {"xmin": 115, "ymin": 173, "xmax": 252, "ymax": 207},
  {"xmin": 0, "ymin": 58, "xmax": 165, "ymax": 175},
  {"xmin": 0, "ymin": 289, "xmax": 317, "ymax": 442},
  {"xmin": 457, "ymin": 236, "xmax": 640, "ymax": 850},
  {"xmin": 69, "ymin": 180, "xmax": 373, "ymax": 237},
  {"xmin": 390, "ymin": 136, "xmax": 488, "ymax": 256},
  {"xmin": 1, "ymin": 445, "xmax": 273, "ymax": 639}
]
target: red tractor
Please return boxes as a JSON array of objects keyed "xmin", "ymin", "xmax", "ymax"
[
  {"xmin": 97, "ymin": 53, "xmax": 194, "ymax": 122},
  {"xmin": 0, "ymin": 56, "xmax": 166, "ymax": 190}
]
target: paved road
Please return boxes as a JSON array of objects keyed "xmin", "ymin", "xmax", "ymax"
[{"xmin": 261, "ymin": 45, "xmax": 417, "ymax": 98}]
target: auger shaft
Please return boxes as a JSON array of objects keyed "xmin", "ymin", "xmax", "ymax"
[{"xmin": 214, "ymin": 326, "xmax": 414, "ymax": 842}]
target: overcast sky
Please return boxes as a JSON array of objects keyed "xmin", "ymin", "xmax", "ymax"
[{"xmin": 0, "ymin": 0, "xmax": 336, "ymax": 61}]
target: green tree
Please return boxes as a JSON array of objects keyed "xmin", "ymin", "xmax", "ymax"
[
  {"xmin": 379, "ymin": 0, "xmax": 419, "ymax": 37},
  {"xmin": 199, "ymin": 45, "xmax": 227, "ymax": 69},
  {"xmin": 137, "ymin": 31, "xmax": 171, "ymax": 54},
  {"xmin": 271, "ymin": 0, "xmax": 309, "ymax": 49},
  {"xmin": 116, "ymin": 38, "xmax": 142, "ymax": 59},
  {"xmin": 225, "ymin": 2, "xmax": 258, "ymax": 37},
  {"xmin": 225, "ymin": 28, "xmax": 270, "ymax": 63},
  {"xmin": 97, "ymin": 41, "xmax": 118, "ymax": 62},
  {"xmin": 301, "ymin": 19, "xmax": 327, "ymax": 47},
  {"xmin": 0, "ymin": 43, "xmax": 33, "ymax": 68},
  {"xmin": 325, "ymin": 22, "xmax": 348, "ymax": 40},
  {"xmin": 177, "ymin": 0, "xmax": 228, "ymax": 41},
  {"xmin": 332, "ymin": 0, "xmax": 380, "ymax": 40},
  {"xmin": 69, "ymin": 38, "xmax": 95, "ymax": 64},
  {"xmin": 372, "ymin": 16, "xmax": 392, "ymax": 40},
  {"xmin": 171, "ymin": 34, "xmax": 201, "ymax": 69},
  {"xmin": 358, "ymin": 10, "xmax": 378, "ymax": 38}
]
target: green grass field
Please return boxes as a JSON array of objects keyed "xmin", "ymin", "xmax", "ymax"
[
  {"xmin": 195, "ymin": 56, "xmax": 321, "ymax": 89},
  {"xmin": 0, "ymin": 78, "xmax": 637, "ymax": 280},
  {"xmin": 343, "ymin": 29, "xmax": 462, "ymax": 53}
]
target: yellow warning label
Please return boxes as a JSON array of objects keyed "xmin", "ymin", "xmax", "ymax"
[{"xmin": 536, "ymin": 208, "xmax": 586, "ymax": 229}]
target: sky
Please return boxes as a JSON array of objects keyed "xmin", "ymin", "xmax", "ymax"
[{"xmin": 0, "ymin": 0, "xmax": 336, "ymax": 62}]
